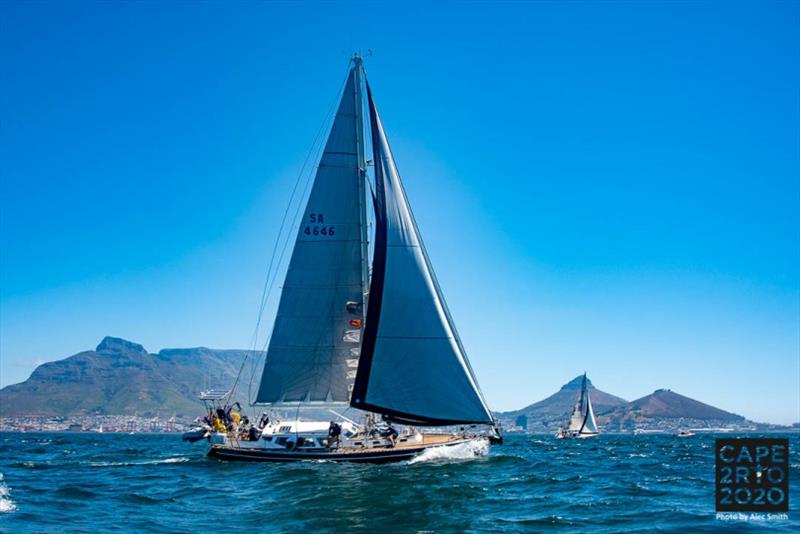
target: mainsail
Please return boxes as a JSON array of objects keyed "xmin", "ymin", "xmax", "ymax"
[
  {"xmin": 567, "ymin": 401, "xmax": 585, "ymax": 432},
  {"xmin": 256, "ymin": 66, "xmax": 366, "ymax": 404},
  {"xmin": 350, "ymin": 83, "xmax": 494, "ymax": 426}
]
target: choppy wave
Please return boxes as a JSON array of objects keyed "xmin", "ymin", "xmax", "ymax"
[
  {"xmin": 408, "ymin": 438, "xmax": 489, "ymax": 464},
  {"xmin": 0, "ymin": 473, "xmax": 16, "ymax": 513},
  {"xmin": 0, "ymin": 432, "xmax": 798, "ymax": 532}
]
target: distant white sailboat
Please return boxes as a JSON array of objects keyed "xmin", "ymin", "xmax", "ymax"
[
  {"xmin": 556, "ymin": 373, "xmax": 599, "ymax": 439},
  {"xmin": 194, "ymin": 54, "xmax": 501, "ymax": 463}
]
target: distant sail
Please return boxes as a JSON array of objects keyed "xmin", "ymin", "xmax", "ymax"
[
  {"xmin": 565, "ymin": 374, "xmax": 598, "ymax": 435},
  {"xmin": 350, "ymin": 83, "xmax": 493, "ymax": 426},
  {"xmin": 256, "ymin": 67, "xmax": 366, "ymax": 404}
]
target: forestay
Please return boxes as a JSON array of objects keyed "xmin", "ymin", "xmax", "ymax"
[
  {"xmin": 256, "ymin": 68, "xmax": 366, "ymax": 404},
  {"xmin": 350, "ymin": 83, "xmax": 493, "ymax": 426}
]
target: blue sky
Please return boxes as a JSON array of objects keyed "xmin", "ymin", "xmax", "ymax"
[{"xmin": 1, "ymin": 1, "xmax": 798, "ymax": 424}]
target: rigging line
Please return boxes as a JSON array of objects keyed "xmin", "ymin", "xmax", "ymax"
[
  {"xmin": 244, "ymin": 130, "xmax": 340, "ymax": 407},
  {"xmin": 243, "ymin": 130, "xmax": 328, "ymax": 405},
  {"xmin": 231, "ymin": 155, "xmax": 319, "ymax": 407},
  {"xmin": 256, "ymin": 73, "xmax": 350, "ymax": 332},
  {"xmin": 246, "ymin": 127, "xmax": 324, "ymax": 398},
  {"xmin": 251, "ymin": 137, "xmax": 352, "ymax": 406},
  {"xmin": 249, "ymin": 73, "xmax": 346, "ymax": 346},
  {"xmin": 228, "ymin": 68, "xmax": 351, "ymax": 407}
]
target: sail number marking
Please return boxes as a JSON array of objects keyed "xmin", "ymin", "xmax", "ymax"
[{"xmin": 304, "ymin": 213, "xmax": 335, "ymax": 238}]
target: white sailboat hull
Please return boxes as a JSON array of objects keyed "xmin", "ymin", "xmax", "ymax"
[{"xmin": 555, "ymin": 430, "xmax": 599, "ymax": 439}]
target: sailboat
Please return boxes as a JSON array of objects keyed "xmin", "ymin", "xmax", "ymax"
[
  {"xmin": 555, "ymin": 373, "xmax": 599, "ymax": 439},
  {"xmin": 203, "ymin": 55, "xmax": 501, "ymax": 463}
]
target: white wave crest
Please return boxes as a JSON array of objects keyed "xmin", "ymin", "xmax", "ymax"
[
  {"xmin": 150, "ymin": 457, "xmax": 190, "ymax": 464},
  {"xmin": 408, "ymin": 439, "xmax": 489, "ymax": 464},
  {"xmin": 89, "ymin": 457, "xmax": 190, "ymax": 467},
  {"xmin": 0, "ymin": 473, "xmax": 16, "ymax": 513}
]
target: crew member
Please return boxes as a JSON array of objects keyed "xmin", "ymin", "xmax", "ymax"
[
  {"xmin": 212, "ymin": 416, "xmax": 226, "ymax": 433},
  {"xmin": 327, "ymin": 421, "xmax": 342, "ymax": 448},
  {"xmin": 385, "ymin": 422, "xmax": 398, "ymax": 447}
]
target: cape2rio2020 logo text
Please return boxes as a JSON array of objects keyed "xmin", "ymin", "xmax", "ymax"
[{"xmin": 716, "ymin": 438, "xmax": 789, "ymax": 512}]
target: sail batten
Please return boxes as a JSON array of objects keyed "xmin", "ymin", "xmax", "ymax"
[{"xmin": 350, "ymin": 83, "xmax": 493, "ymax": 426}]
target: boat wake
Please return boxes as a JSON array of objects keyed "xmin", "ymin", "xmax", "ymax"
[
  {"xmin": 408, "ymin": 439, "xmax": 489, "ymax": 464},
  {"xmin": 0, "ymin": 473, "xmax": 16, "ymax": 513}
]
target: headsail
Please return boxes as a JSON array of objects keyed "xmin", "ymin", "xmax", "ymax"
[
  {"xmin": 581, "ymin": 392, "xmax": 599, "ymax": 434},
  {"xmin": 256, "ymin": 65, "xmax": 366, "ymax": 405},
  {"xmin": 350, "ymin": 83, "xmax": 493, "ymax": 426}
]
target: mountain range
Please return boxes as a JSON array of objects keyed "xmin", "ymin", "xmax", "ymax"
[
  {"xmin": 1, "ymin": 337, "xmax": 753, "ymax": 430},
  {"xmin": 496, "ymin": 375, "xmax": 746, "ymax": 432},
  {"xmin": 0, "ymin": 337, "xmax": 260, "ymax": 418}
]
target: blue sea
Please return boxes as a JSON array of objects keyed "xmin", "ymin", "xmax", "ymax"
[{"xmin": 0, "ymin": 432, "xmax": 797, "ymax": 532}]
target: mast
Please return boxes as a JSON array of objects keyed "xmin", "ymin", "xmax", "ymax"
[
  {"xmin": 579, "ymin": 373, "xmax": 587, "ymax": 412},
  {"xmin": 579, "ymin": 388, "xmax": 590, "ymax": 434},
  {"xmin": 352, "ymin": 54, "xmax": 371, "ymax": 311},
  {"xmin": 578, "ymin": 373, "xmax": 598, "ymax": 434}
]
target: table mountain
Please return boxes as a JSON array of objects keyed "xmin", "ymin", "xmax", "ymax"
[{"xmin": 0, "ymin": 337, "xmax": 262, "ymax": 418}]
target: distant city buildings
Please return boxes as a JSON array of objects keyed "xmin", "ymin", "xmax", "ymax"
[{"xmin": 0, "ymin": 415, "xmax": 195, "ymax": 434}]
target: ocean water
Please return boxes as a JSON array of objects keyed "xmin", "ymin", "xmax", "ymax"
[{"xmin": 0, "ymin": 432, "xmax": 797, "ymax": 532}]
